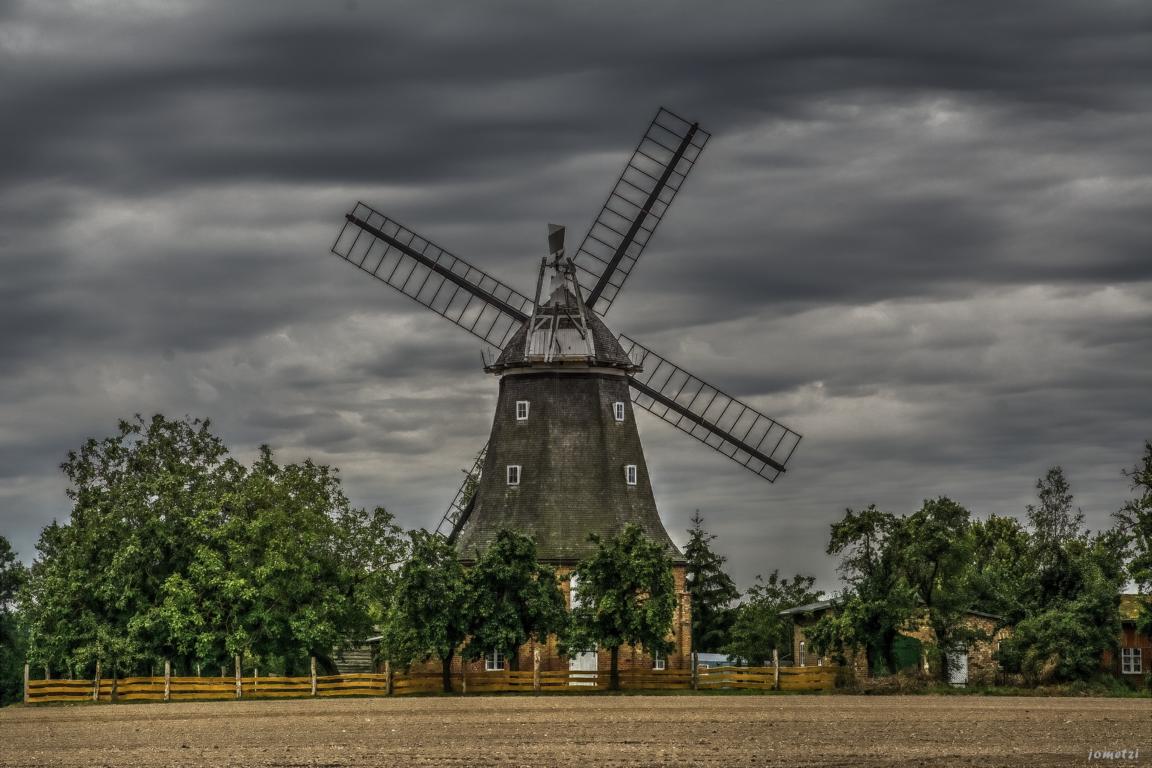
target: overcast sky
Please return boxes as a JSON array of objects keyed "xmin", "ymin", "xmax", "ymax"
[{"xmin": 2, "ymin": 0, "xmax": 1150, "ymax": 594}]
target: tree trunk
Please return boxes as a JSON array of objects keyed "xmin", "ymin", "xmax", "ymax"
[
  {"xmin": 441, "ymin": 653, "xmax": 454, "ymax": 693},
  {"xmin": 609, "ymin": 646, "xmax": 620, "ymax": 691},
  {"xmin": 509, "ymin": 648, "xmax": 520, "ymax": 672}
]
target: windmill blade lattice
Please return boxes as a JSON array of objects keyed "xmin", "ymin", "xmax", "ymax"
[
  {"xmin": 333, "ymin": 202, "xmax": 532, "ymax": 349},
  {"xmin": 434, "ymin": 443, "xmax": 487, "ymax": 543},
  {"xmin": 620, "ymin": 335, "xmax": 801, "ymax": 482},
  {"xmin": 574, "ymin": 108, "xmax": 710, "ymax": 315}
]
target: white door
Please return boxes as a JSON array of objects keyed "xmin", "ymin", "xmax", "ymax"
[
  {"xmin": 948, "ymin": 649, "xmax": 969, "ymax": 686},
  {"xmin": 569, "ymin": 648, "xmax": 598, "ymax": 686}
]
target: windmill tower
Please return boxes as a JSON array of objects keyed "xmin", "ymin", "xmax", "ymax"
[{"xmin": 329, "ymin": 108, "xmax": 802, "ymax": 671}]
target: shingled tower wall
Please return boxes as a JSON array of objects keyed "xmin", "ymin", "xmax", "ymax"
[{"xmin": 452, "ymin": 264, "xmax": 690, "ymax": 674}]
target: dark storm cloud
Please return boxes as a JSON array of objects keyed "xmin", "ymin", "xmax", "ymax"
[{"xmin": 1, "ymin": 0, "xmax": 1150, "ymax": 592}]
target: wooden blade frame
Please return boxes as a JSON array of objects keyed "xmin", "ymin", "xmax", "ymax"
[
  {"xmin": 574, "ymin": 108, "xmax": 710, "ymax": 315},
  {"xmin": 434, "ymin": 443, "xmax": 487, "ymax": 543},
  {"xmin": 332, "ymin": 202, "xmax": 531, "ymax": 349},
  {"xmin": 620, "ymin": 335, "xmax": 801, "ymax": 482}
]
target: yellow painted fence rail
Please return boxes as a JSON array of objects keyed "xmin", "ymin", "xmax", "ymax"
[{"xmin": 22, "ymin": 660, "xmax": 837, "ymax": 705}]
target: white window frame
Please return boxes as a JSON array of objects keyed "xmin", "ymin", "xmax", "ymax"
[
  {"xmin": 506, "ymin": 465, "xmax": 521, "ymax": 486},
  {"xmin": 653, "ymin": 652, "xmax": 666, "ymax": 671},
  {"xmin": 515, "ymin": 400, "xmax": 529, "ymax": 421},
  {"xmin": 625, "ymin": 464, "xmax": 637, "ymax": 486},
  {"xmin": 1121, "ymin": 647, "xmax": 1142, "ymax": 674},
  {"xmin": 569, "ymin": 572, "xmax": 580, "ymax": 608},
  {"xmin": 485, "ymin": 649, "xmax": 506, "ymax": 672},
  {"xmin": 613, "ymin": 401, "xmax": 626, "ymax": 422}
]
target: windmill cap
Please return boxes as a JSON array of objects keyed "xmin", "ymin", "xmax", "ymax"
[{"xmin": 488, "ymin": 296, "xmax": 638, "ymax": 373}]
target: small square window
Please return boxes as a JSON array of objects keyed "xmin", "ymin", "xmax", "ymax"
[
  {"xmin": 1121, "ymin": 647, "xmax": 1142, "ymax": 674},
  {"xmin": 515, "ymin": 400, "xmax": 529, "ymax": 420},
  {"xmin": 507, "ymin": 465, "xmax": 521, "ymax": 485},
  {"xmin": 613, "ymin": 402, "xmax": 625, "ymax": 422},
  {"xmin": 485, "ymin": 649, "xmax": 506, "ymax": 672},
  {"xmin": 625, "ymin": 464, "xmax": 637, "ymax": 486},
  {"xmin": 653, "ymin": 652, "xmax": 666, "ymax": 671}
]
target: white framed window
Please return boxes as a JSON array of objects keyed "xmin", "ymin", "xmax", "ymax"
[
  {"xmin": 1121, "ymin": 647, "xmax": 1142, "ymax": 674},
  {"xmin": 625, "ymin": 464, "xmax": 637, "ymax": 486},
  {"xmin": 485, "ymin": 649, "xmax": 506, "ymax": 672},
  {"xmin": 653, "ymin": 652, "xmax": 666, "ymax": 671},
  {"xmin": 506, "ymin": 465, "xmax": 521, "ymax": 485},
  {"xmin": 515, "ymin": 400, "xmax": 529, "ymax": 421},
  {"xmin": 613, "ymin": 401, "xmax": 626, "ymax": 422},
  {"xmin": 569, "ymin": 572, "xmax": 580, "ymax": 608}
]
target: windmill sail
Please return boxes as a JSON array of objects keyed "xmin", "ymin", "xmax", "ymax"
[
  {"xmin": 434, "ymin": 443, "xmax": 487, "ymax": 543},
  {"xmin": 574, "ymin": 108, "xmax": 710, "ymax": 315},
  {"xmin": 332, "ymin": 202, "xmax": 532, "ymax": 349},
  {"xmin": 619, "ymin": 335, "xmax": 801, "ymax": 482}
]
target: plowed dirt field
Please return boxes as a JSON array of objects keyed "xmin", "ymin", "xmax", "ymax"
[{"xmin": 1, "ymin": 694, "xmax": 1148, "ymax": 767}]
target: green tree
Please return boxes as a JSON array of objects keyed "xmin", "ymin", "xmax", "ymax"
[
  {"xmin": 997, "ymin": 532, "xmax": 1125, "ymax": 683},
  {"xmin": 564, "ymin": 524, "xmax": 676, "ymax": 691},
  {"xmin": 1027, "ymin": 467, "xmax": 1085, "ymax": 550},
  {"xmin": 898, "ymin": 497, "xmax": 982, "ymax": 681},
  {"xmin": 996, "ymin": 469, "xmax": 1126, "ymax": 683},
  {"xmin": 968, "ymin": 514, "xmax": 1033, "ymax": 624},
  {"xmin": 814, "ymin": 505, "xmax": 916, "ymax": 676},
  {"xmin": 683, "ymin": 512, "xmax": 739, "ymax": 654},
  {"xmin": 0, "ymin": 535, "xmax": 27, "ymax": 706},
  {"xmin": 23, "ymin": 415, "xmax": 229, "ymax": 679},
  {"xmin": 22, "ymin": 415, "xmax": 402, "ymax": 680},
  {"xmin": 462, "ymin": 530, "xmax": 566, "ymax": 671},
  {"xmin": 382, "ymin": 530, "xmax": 467, "ymax": 692},
  {"xmin": 1115, "ymin": 441, "xmax": 1152, "ymax": 638},
  {"xmin": 723, "ymin": 570, "xmax": 821, "ymax": 665}
]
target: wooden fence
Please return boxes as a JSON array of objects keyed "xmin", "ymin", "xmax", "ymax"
[{"xmin": 23, "ymin": 663, "xmax": 837, "ymax": 705}]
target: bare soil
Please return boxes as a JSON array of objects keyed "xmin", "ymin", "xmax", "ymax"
[{"xmin": 1, "ymin": 694, "xmax": 1148, "ymax": 767}]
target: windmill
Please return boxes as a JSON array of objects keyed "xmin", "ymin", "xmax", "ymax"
[{"xmin": 329, "ymin": 109, "xmax": 802, "ymax": 655}]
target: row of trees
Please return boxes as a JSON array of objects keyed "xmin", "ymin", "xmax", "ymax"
[
  {"xmin": 804, "ymin": 451, "xmax": 1152, "ymax": 683},
  {"xmin": 680, "ymin": 446, "xmax": 1152, "ymax": 686},
  {"xmin": 1, "ymin": 415, "xmax": 1149, "ymax": 701},
  {"xmin": 382, "ymin": 524, "xmax": 675, "ymax": 692},
  {"xmin": 0, "ymin": 416, "xmax": 680, "ymax": 700}
]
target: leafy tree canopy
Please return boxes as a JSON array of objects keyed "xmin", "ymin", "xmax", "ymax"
[
  {"xmin": 724, "ymin": 570, "xmax": 821, "ymax": 665},
  {"xmin": 462, "ymin": 530, "xmax": 566, "ymax": 671},
  {"xmin": 0, "ymin": 536, "xmax": 27, "ymax": 706},
  {"xmin": 381, "ymin": 530, "xmax": 467, "ymax": 691},
  {"xmin": 683, "ymin": 512, "xmax": 739, "ymax": 654},
  {"xmin": 20, "ymin": 415, "xmax": 404, "ymax": 678},
  {"xmin": 564, "ymin": 524, "xmax": 676, "ymax": 690}
]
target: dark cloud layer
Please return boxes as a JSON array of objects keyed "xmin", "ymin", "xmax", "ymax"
[{"xmin": 1, "ymin": 0, "xmax": 1150, "ymax": 592}]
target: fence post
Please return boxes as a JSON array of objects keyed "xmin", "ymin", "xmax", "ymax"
[
  {"xmin": 533, "ymin": 647, "xmax": 541, "ymax": 694},
  {"xmin": 691, "ymin": 651, "xmax": 698, "ymax": 691},
  {"xmin": 164, "ymin": 659, "xmax": 171, "ymax": 702},
  {"xmin": 773, "ymin": 649, "xmax": 780, "ymax": 691},
  {"xmin": 23, "ymin": 662, "xmax": 29, "ymax": 704},
  {"xmin": 93, "ymin": 660, "xmax": 101, "ymax": 702},
  {"xmin": 234, "ymin": 655, "xmax": 241, "ymax": 700},
  {"xmin": 385, "ymin": 660, "xmax": 393, "ymax": 696},
  {"xmin": 310, "ymin": 656, "xmax": 317, "ymax": 697}
]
